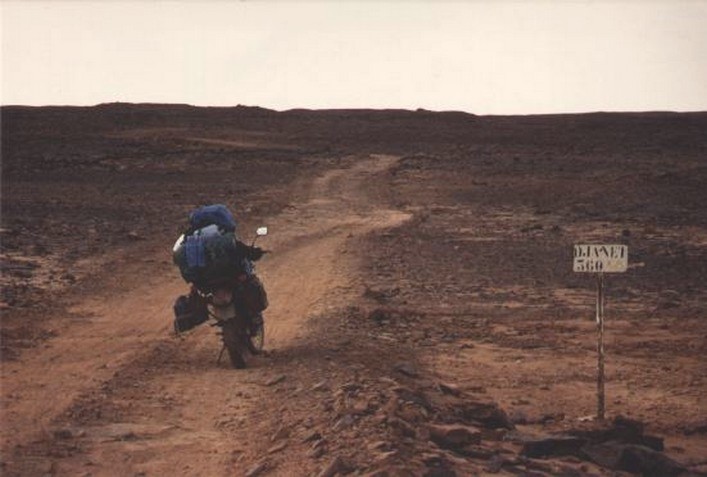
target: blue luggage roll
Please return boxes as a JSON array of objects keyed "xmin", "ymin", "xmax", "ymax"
[{"xmin": 189, "ymin": 204, "xmax": 237, "ymax": 233}]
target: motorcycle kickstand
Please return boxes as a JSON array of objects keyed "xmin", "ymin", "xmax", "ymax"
[{"xmin": 217, "ymin": 345, "xmax": 226, "ymax": 364}]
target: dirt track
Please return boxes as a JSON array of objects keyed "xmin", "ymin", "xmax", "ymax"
[
  {"xmin": 2, "ymin": 105, "xmax": 706, "ymax": 476},
  {"xmin": 2, "ymin": 153, "xmax": 411, "ymax": 475}
]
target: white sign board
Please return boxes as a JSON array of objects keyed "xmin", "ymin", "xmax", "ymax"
[{"xmin": 573, "ymin": 244, "xmax": 628, "ymax": 273}]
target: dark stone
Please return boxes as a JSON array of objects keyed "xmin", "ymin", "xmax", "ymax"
[
  {"xmin": 428, "ymin": 424, "xmax": 481, "ymax": 449},
  {"xmin": 53, "ymin": 428, "xmax": 74, "ymax": 440},
  {"xmin": 581, "ymin": 442, "xmax": 623, "ymax": 469},
  {"xmin": 458, "ymin": 401, "xmax": 514, "ymax": 430},
  {"xmin": 317, "ymin": 456, "xmax": 354, "ymax": 477},
  {"xmin": 367, "ymin": 307, "xmax": 390, "ymax": 323},
  {"xmin": 683, "ymin": 419, "xmax": 707, "ymax": 436},
  {"xmin": 614, "ymin": 415, "xmax": 644, "ymax": 435},
  {"xmin": 620, "ymin": 445, "xmax": 685, "ymax": 475},
  {"xmin": 303, "ymin": 431, "xmax": 322, "ymax": 443},
  {"xmin": 437, "ymin": 382, "xmax": 462, "ymax": 397},
  {"xmin": 265, "ymin": 374, "xmax": 286, "ymax": 386},
  {"xmin": 582, "ymin": 443, "xmax": 686, "ymax": 476},
  {"xmin": 388, "ymin": 418, "xmax": 417, "ymax": 438},
  {"xmin": 454, "ymin": 445, "xmax": 496, "ymax": 459},
  {"xmin": 394, "ymin": 361, "xmax": 419, "ymax": 378},
  {"xmin": 245, "ymin": 461, "xmax": 268, "ymax": 477},
  {"xmin": 423, "ymin": 469, "xmax": 457, "ymax": 477},
  {"xmin": 639, "ymin": 434, "xmax": 665, "ymax": 452},
  {"xmin": 568, "ymin": 415, "xmax": 663, "ymax": 451},
  {"xmin": 484, "ymin": 455, "xmax": 504, "ymax": 473},
  {"xmin": 520, "ymin": 435, "xmax": 587, "ymax": 458},
  {"xmin": 393, "ymin": 386, "xmax": 432, "ymax": 410},
  {"xmin": 508, "ymin": 409, "xmax": 528, "ymax": 425}
]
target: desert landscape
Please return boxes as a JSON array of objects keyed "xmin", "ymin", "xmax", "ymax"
[{"xmin": 1, "ymin": 104, "xmax": 706, "ymax": 476}]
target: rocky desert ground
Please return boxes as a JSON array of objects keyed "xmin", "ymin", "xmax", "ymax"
[{"xmin": 1, "ymin": 104, "xmax": 706, "ymax": 476}]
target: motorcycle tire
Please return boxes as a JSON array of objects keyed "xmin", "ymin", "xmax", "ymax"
[
  {"xmin": 221, "ymin": 319, "xmax": 248, "ymax": 369},
  {"xmin": 248, "ymin": 323, "xmax": 264, "ymax": 355}
]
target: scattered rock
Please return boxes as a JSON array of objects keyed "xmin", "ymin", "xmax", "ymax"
[
  {"xmin": 508, "ymin": 409, "xmax": 528, "ymax": 425},
  {"xmin": 361, "ymin": 469, "xmax": 396, "ymax": 477},
  {"xmin": 270, "ymin": 425, "xmax": 289, "ymax": 442},
  {"xmin": 394, "ymin": 361, "xmax": 419, "ymax": 378},
  {"xmin": 308, "ymin": 439, "xmax": 327, "ymax": 459},
  {"xmin": 367, "ymin": 440, "xmax": 390, "ymax": 451},
  {"xmin": 569, "ymin": 415, "xmax": 663, "ymax": 451},
  {"xmin": 396, "ymin": 403, "xmax": 427, "ymax": 422},
  {"xmin": 455, "ymin": 444, "xmax": 496, "ymax": 459},
  {"xmin": 309, "ymin": 445, "xmax": 326, "ymax": 459},
  {"xmin": 428, "ymin": 424, "xmax": 481, "ymax": 449},
  {"xmin": 373, "ymin": 450, "xmax": 398, "ymax": 465},
  {"xmin": 683, "ymin": 419, "xmax": 707, "ymax": 436},
  {"xmin": 127, "ymin": 231, "xmax": 144, "ymax": 241},
  {"xmin": 437, "ymin": 382, "xmax": 462, "ymax": 396},
  {"xmin": 539, "ymin": 412, "xmax": 565, "ymax": 424},
  {"xmin": 333, "ymin": 415, "xmax": 355, "ymax": 432},
  {"xmin": 267, "ymin": 441, "xmax": 287, "ymax": 454},
  {"xmin": 421, "ymin": 451, "xmax": 446, "ymax": 467},
  {"xmin": 312, "ymin": 380, "xmax": 329, "ymax": 392},
  {"xmin": 424, "ymin": 467, "xmax": 458, "ymax": 476},
  {"xmin": 520, "ymin": 435, "xmax": 587, "ymax": 458},
  {"xmin": 388, "ymin": 417, "xmax": 417, "ymax": 438},
  {"xmin": 244, "ymin": 461, "xmax": 268, "ymax": 477},
  {"xmin": 265, "ymin": 374, "xmax": 286, "ymax": 386},
  {"xmin": 484, "ymin": 455, "xmax": 504, "ymax": 473},
  {"xmin": 303, "ymin": 431, "xmax": 322, "ymax": 443},
  {"xmin": 348, "ymin": 399, "xmax": 371, "ymax": 415},
  {"xmin": 393, "ymin": 386, "xmax": 431, "ymax": 409},
  {"xmin": 368, "ymin": 308, "xmax": 391, "ymax": 323},
  {"xmin": 317, "ymin": 455, "xmax": 345, "ymax": 477},
  {"xmin": 582, "ymin": 443, "xmax": 687, "ymax": 476},
  {"xmin": 457, "ymin": 400, "xmax": 514, "ymax": 430},
  {"xmin": 479, "ymin": 427, "xmax": 507, "ymax": 441},
  {"xmin": 53, "ymin": 428, "xmax": 77, "ymax": 440},
  {"xmin": 340, "ymin": 382, "xmax": 362, "ymax": 393}
]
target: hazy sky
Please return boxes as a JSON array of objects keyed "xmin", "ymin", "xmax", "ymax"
[{"xmin": 1, "ymin": 1, "xmax": 706, "ymax": 114}]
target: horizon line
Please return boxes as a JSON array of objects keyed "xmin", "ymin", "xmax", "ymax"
[{"xmin": 2, "ymin": 101, "xmax": 706, "ymax": 117}]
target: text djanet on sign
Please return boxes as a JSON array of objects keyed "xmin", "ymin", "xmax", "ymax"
[{"xmin": 573, "ymin": 244, "xmax": 628, "ymax": 273}]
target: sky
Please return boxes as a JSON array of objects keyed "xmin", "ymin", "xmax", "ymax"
[{"xmin": 1, "ymin": 1, "xmax": 706, "ymax": 115}]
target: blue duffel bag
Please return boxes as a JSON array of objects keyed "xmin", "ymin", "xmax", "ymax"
[{"xmin": 189, "ymin": 204, "xmax": 237, "ymax": 233}]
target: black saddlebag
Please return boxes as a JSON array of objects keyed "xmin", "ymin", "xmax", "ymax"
[{"xmin": 173, "ymin": 293, "xmax": 208, "ymax": 333}]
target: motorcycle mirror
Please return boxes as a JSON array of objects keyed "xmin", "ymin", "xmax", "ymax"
[
  {"xmin": 256, "ymin": 226, "xmax": 268, "ymax": 237},
  {"xmin": 172, "ymin": 234, "xmax": 185, "ymax": 253}
]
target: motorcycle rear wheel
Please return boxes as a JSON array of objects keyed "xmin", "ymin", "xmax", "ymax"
[
  {"xmin": 248, "ymin": 323, "xmax": 264, "ymax": 355},
  {"xmin": 221, "ymin": 319, "xmax": 247, "ymax": 369}
]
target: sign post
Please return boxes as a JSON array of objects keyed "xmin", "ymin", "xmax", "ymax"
[{"xmin": 573, "ymin": 244, "xmax": 628, "ymax": 420}]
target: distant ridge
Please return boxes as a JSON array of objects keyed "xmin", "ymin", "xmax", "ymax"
[{"xmin": 4, "ymin": 102, "xmax": 706, "ymax": 117}]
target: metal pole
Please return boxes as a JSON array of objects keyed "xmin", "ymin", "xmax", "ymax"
[{"xmin": 596, "ymin": 272, "xmax": 605, "ymax": 420}]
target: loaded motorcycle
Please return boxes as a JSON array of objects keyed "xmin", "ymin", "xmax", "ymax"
[{"xmin": 173, "ymin": 226, "xmax": 269, "ymax": 369}]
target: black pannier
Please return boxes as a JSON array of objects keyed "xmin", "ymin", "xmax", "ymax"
[{"xmin": 173, "ymin": 293, "xmax": 208, "ymax": 333}]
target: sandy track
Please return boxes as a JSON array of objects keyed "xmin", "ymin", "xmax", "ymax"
[{"xmin": 1, "ymin": 154, "xmax": 409, "ymax": 476}]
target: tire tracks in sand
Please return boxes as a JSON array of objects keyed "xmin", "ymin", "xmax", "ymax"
[{"xmin": 1, "ymin": 154, "xmax": 410, "ymax": 476}]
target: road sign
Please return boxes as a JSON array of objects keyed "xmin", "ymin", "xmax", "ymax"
[
  {"xmin": 573, "ymin": 243, "xmax": 629, "ymax": 420},
  {"xmin": 573, "ymin": 244, "xmax": 628, "ymax": 273}
]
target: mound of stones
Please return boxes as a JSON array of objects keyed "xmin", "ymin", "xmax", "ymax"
[{"xmin": 303, "ymin": 363, "xmax": 697, "ymax": 476}]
